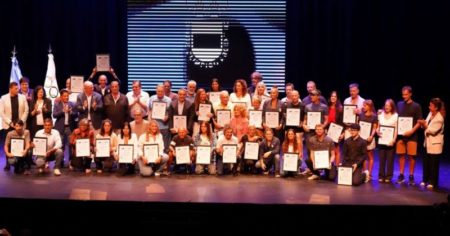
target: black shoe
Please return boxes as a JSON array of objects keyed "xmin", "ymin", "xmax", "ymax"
[
  {"xmin": 408, "ymin": 175, "xmax": 415, "ymax": 185},
  {"xmin": 396, "ymin": 174, "xmax": 405, "ymax": 184}
]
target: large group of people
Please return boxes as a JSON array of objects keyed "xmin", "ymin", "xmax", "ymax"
[{"xmin": 0, "ymin": 70, "xmax": 445, "ymax": 188}]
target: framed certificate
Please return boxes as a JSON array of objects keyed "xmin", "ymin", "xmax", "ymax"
[
  {"xmin": 338, "ymin": 167, "xmax": 353, "ymax": 186},
  {"xmin": 265, "ymin": 111, "xmax": 279, "ymax": 128},
  {"xmin": 33, "ymin": 137, "xmax": 48, "ymax": 156},
  {"xmin": 222, "ymin": 144, "xmax": 237, "ymax": 163},
  {"xmin": 175, "ymin": 146, "xmax": 190, "ymax": 164},
  {"xmin": 96, "ymin": 54, "xmax": 110, "ymax": 72},
  {"xmin": 216, "ymin": 109, "xmax": 231, "ymax": 127},
  {"xmin": 70, "ymin": 76, "xmax": 84, "ymax": 93},
  {"xmin": 209, "ymin": 92, "xmax": 221, "ymax": 104},
  {"xmin": 343, "ymin": 105, "xmax": 357, "ymax": 124},
  {"xmin": 244, "ymin": 141, "xmax": 259, "ymax": 160},
  {"xmin": 283, "ymin": 152, "xmax": 298, "ymax": 172},
  {"xmin": 75, "ymin": 138, "xmax": 91, "ymax": 157},
  {"xmin": 196, "ymin": 145, "xmax": 211, "ymax": 165},
  {"xmin": 286, "ymin": 108, "xmax": 301, "ymax": 126},
  {"xmin": 173, "ymin": 115, "xmax": 187, "ymax": 130},
  {"xmin": 327, "ymin": 123, "xmax": 343, "ymax": 143},
  {"xmin": 143, "ymin": 144, "xmax": 159, "ymax": 163},
  {"xmin": 151, "ymin": 101, "xmax": 167, "ymax": 120},
  {"xmin": 313, "ymin": 150, "xmax": 330, "ymax": 169},
  {"xmin": 95, "ymin": 138, "xmax": 111, "ymax": 158},
  {"xmin": 397, "ymin": 116, "xmax": 413, "ymax": 136},
  {"xmin": 378, "ymin": 125, "xmax": 395, "ymax": 145},
  {"xmin": 198, "ymin": 104, "xmax": 212, "ymax": 121},
  {"xmin": 359, "ymin": 121, "xmax": 372, "ymax": 141},
  {"xmin": 249, "ymin": 110, "xmax": 263, "ymax": 128},
  {"xmin": 118, "ymin": 144, "xmax": 134, "ymax": 163},
  {"xmin": 307, "ymin": 112, "xmax": 322, "ymax": 130},
  {"xmin": 10, "ymin": 138, "xmax": 25, "ymax": 157}
]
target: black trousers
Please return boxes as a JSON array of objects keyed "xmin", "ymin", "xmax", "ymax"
[
  {"xmin": 378, "ymin": 145, "xmax": 395, "ymax": 180},
  {"xmin": 423, "ymin": 153, "xmax": 441, "ymax": 187}
]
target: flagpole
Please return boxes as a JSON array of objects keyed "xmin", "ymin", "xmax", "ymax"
[{"xmin": 11, "ymin": 45, "xmax": 17, "ymax": 57}]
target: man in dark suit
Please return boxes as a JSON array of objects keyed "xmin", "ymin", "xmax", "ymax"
[
  {"xmin": 103, "ymin": 81, "xmax": 130, "ymax": 132},
  {"xmin": 19, "ymin": 77, "xmax": 33, "ymax": 103},
  {"xmin": 168, "ymin": 89, "xmax": 195, "ymax": 135},
  {"xmin": 53, "ymin": 89, "xmax": 78, "ymax": 155},
  {"xmin": 76, "ymin": 81, "xmax": 103, "ymax": 130},
  {"xmin": 94, "ymin": 74, "xmax": 111, "ymax": 97}
]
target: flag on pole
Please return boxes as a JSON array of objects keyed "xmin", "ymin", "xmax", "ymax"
[
  {"xmin": 44, "ymin": 51, "xmax": 59, "ymax": 101},
  {"xmin": 10, "ymin": 48, "xmax": 23, "ymax": 84}
]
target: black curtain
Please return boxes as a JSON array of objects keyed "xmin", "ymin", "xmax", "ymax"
[{"xmin": 0, "ymin": 0, "xmax": 127, "ymax": 94}]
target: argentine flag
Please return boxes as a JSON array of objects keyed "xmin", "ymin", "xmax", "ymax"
[{"xmin": 10, "ymin": 55, "xmax": 23, "ymax": 84}]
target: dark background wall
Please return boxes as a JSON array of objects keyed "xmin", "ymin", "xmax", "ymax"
[{"xmin": 0, "ymin": 0, "xmax": 449, "ymax": 141}]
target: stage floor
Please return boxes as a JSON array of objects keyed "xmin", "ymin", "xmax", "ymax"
[{"xmin": 1, "ymin": 156, "xmax": 448, "ymax": 206}]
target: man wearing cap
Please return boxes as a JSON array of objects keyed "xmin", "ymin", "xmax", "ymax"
[{"xmin": 341, "ymin": 123, "xmax": 369, "ymax": 186}]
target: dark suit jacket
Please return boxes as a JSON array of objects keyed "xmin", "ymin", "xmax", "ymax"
[
  {"xmin": 103, "ymin": 93, "xmax": 130, "ymax": 130},
  {"xmin": 53, "ymin": 100, "xmax": 78, "ymax": 135},
  {"xmin": 76, "ymin": 92, "xmax": 103, "ymax": 129},
  {"xmin": 168, "ymin": 99, "xmax": 195, "ymax": 134},
  {"xmin": 94, "ymin": 84, "xmax": 111, "ymax": 97}
]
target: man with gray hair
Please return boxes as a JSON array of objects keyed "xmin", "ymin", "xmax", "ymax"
[
  {"xmin": 148, "ymin": 84, "xmax": 172, "ymax": 152},
  {"xmin": 33, "ymin": 118, "xmax": 64, "ymax": 176},
  {"xmin": 185, "ymin": 80, "xmax": 197, "ymax": 103},
  {"xmin": 76, "ymin": 81, "xmax": 103, "ymax": 130}
]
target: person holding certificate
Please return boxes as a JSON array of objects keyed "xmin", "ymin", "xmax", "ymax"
[
  {"xmin": 216, "ymin": 125, "xmax": 239, "ymax": 175},
  {"xmin": 33, "ymin": 118, "xmax": 63, "ymax": 176},
  {"xmin": 212, "ymin": 90, "xmax": 234, "ymax": 133},
  {"xmin": 193, "ymin": 88, "xmax": 214, "ymax": 137},
  {"xmin": 419, "ymin": 98, "xmax": 445, "ymax": 189},
  {"xmin": 28, "ymin": 86, "xmax": 52, "ymax": 139},
  {"xmin": 340, "ymin": 123, "xmax": 369, "ymax": 186},
  {"xmin": 238, "ymin": 125, "xmax": 262, "ymax": 174},
  {"xmin": 193, "ymin": 121, "xmax": 217, "ymax": 175},
  {"xmin": 168, "ymin": 89, "xmax": 195, "ymax": 135},
  {"xmin": 305, "ymin": 124, "xmax": 335, "ymax": 181},
  {"xmin": 168, "ymin": 127, "xmax": 196, "ymax": 174},
  {"xmin": 69, "ymin": 118, "xmax": 95, "ymax": 173},
  {"xmin": 343, "ymin": 83, "xmax": 365, "ymax": 114},
  {"xmin": 92, "ymin": 74, "xmax": 111, "ymax": 98},
  {"xmin": 230, "ymin": 79, "xmax": 252, "ymax": 110},
  {"xmin": 137, "ymin": 120, "xmax": 168, "ymax": 177},
  {"xmin": 376, "ymin": 99, "xmax": 398, "ymax": 183},
  {"xmin": 280, "ymin": 129, "xmax": 302, "ymax": 177},
  {"xmin": 302, "ymin": 89, "xmax": 329, "ymax": 143},
  {"xmin": 395, "ymin": 86, "xmax": 423, "ymax": 185},
  {"xmin": 94, "ymin": 119, "xmax": 118, "ymax": 173},
  {"xmin": 229, "ymin": 104, "xmax": 249, "ymax": 141},
  {"xmin": 283, "ymin": 90, "xmax": 305, "ymax": 147},
  {"xmin": 3, "ymin": 120, "xmax": 31, "ymax": 175},
  {"xmin": 249, "ymin": 97, "xmax": 264, "ymax": 136},
  {"xmin": 115, "ymin": 122, "xmax": 138, "ymax": 176},
  {"xmin": 358, "ymin": 100, "xmax": 378, "ymax": 181},
  {"xmin": 207, "ymin": 78, "xmax": 221, "ymax": 104},
  {"xmin": 148, "ymin": 84, "xmax": 172, "ymax": 153},
  {"xmin": 255, "ymin": 128, "xmax": 281, "ymax": 177},
  {"xmin": 252, "ymin": 81, "xmax": 270, "ymax": 109},
  {"xmin": 262, "ymin": 86, "xmax": 284, "ymax": 142},
  {"xmin": 326, "ymin": 91, "xmax": 344, "ymax": 165}
]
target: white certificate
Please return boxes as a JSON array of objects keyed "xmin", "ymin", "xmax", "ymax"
[
  {"xmin": 283, "ymin": 153, "xmax": 298, "ymax": 172},
  {"xmin": 33, "ymin": 137, "xmax": 48, "ymax": 156},
  {"xmin": 173, "ymin": 115, "xmax": 187, "ymax": 130},
  {"xmin": 338, "ymin": 167, "xmax": 353, "ymax": 186},
  {"xmin": 313, "ymin": 150, "xmax": 330, "ymax": 169},
  {"xmin": 286, "ymin": 108, "xmax": 301, "ymax": 126},
  {"xmin": 249, "ymin": 110, "xmax": 263, "ymax": 128},
  {"xmin": 327, "ymin": 123, "xmax": 343, "ymax": 143},
  {"xmin": 175, "ymin": 146, "xmax": 190, "ymax": 164},
  {"xmin": 69, "ymin": 92, "xmax": 79, "ymax": 103},
  {"xmin": 196, "ymin": 145, "xmax": 211, "ymax": 165},
  {"xmin": 244, "ymin": 142, "xmax": 259, "ymax": 160},
  {"xmin": 265, "ymin": 111, "xmax": 279, "ymax": 128},
  {"xmin": 118, "ymin": 144, "xmax": 134, "ymax": 163},
  {"xmin": 96, "ymin": 54, "xmax": 110, "ymax": 72},
  {"xmin": 397, "ymin": 117, "xmax": 413, "ymax": 136},
  {"xmin": 359, "ymin": 121, "xmax": 372, "ymax": 140},
  {"xmin": 76, "ymin": 138, "xmax": 91, "ymax": 157},
  {"xmin": 151, "ymin": 101, "xmax": 167, "ymax": 120},
  {"xmin": 198, "ymin": 104, "xmax": 212, "ymax": 121},
  {"xmin": 10, "ymin": 138, "xmax": 25, "ymax": 157},
  {"xmin": 307, "ymin": 112, "xmax": 322, "ymax": 130},
  {"xmin": 143, "ymin": 144, "xmax": 159, "ymax": 163},
  {"xmin": 378, "ymin": 125, "xmax": 395, "ymax": 145},
  {"xmin": 95, "ymin": 138, "xmax": 111, "ymax": 158},
  {"xmin": 209, "ymin": 92, "xmax": 221, "ymax": 104},
  {"xmin": 216, "ymin": 109, "xmax": 231, "ymax": 127},
  {"xmin": 70, "ymin": 76, "xmax": 84, "ymax": 93},
  {"xmin": 222, "ymin": 144, "xmax": 237, "ymax": 163},
  {"xmin": 343, "ymin": 105, "xmax": 357, "ymax": 124}
]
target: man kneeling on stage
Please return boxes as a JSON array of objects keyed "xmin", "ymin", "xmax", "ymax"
[{"xmin": 340, "ymin": 123, "xmax": 369, "ymax": 186}]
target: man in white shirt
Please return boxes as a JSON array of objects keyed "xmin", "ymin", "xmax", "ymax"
[
  {"xmin": 343, "ymin": 83, "xmax": 365, "ymax": 113},
  {"xmin": 33, "ymin": 118, "xmax": 64, "ymax": 176},
  {"xmin": 127, "ymin": 80, "xmax": 150, "ymax": 119}
]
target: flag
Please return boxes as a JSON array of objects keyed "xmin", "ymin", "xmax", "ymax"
[
  {"xmin": 10, "ymin": 55, "xmax": 23, "ymax": 84},
  {"xmin": 44, "ymin": 53, "xmax": 59, "ymax": 101}
]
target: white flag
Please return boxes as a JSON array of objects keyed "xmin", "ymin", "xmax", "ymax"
[
  {"xmin": 10, "ymin": 55, "xmax": 23, "ymax": 84},
  {"xmin": 44, "ymin": 53, "xmax": 59, "ymax": 100}
]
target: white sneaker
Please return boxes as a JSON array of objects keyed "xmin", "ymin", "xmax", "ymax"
[
  {"xmin": 154, "ymin": 172, "xmax": 161, "ymax": 177},
  {"xmin": 364, "ymin": 170, "xmax": 370, "ymax": 183},
  {"xmin": 420, "ymin": 182, "xmax": 426, "ymax": 187},
  {"xmin": 300, "ymin": 169, "xmax": 311, "ymax": 176},
  {"xmin": 38, "ymin": 168, "xmax": 43, "ymax": 174},
  {"xmin": 54, "ymin": 169, "xmax": 61, "ymax": 176},
  {"xmin": 308, "ymin": 174, "xmax": 319, "ymax": 180}
]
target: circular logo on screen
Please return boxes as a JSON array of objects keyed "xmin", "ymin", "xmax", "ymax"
[{"xmin": 187, "ymin": 21, "xmax": 229, "ymax": 68}]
